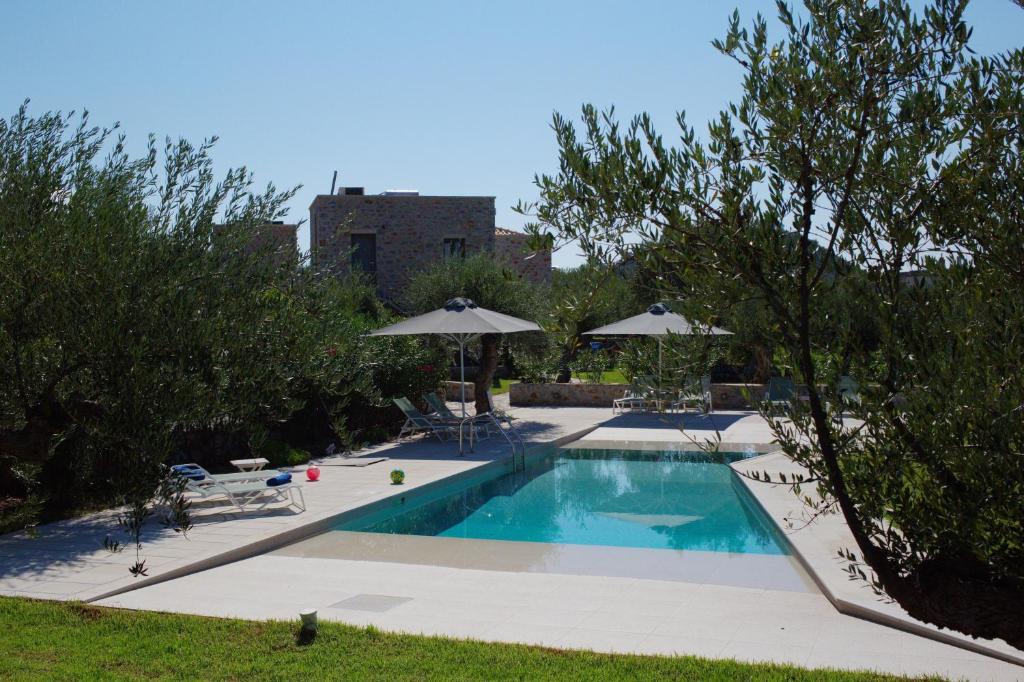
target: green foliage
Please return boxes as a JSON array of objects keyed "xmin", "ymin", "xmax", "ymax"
[
  {"xmin": 404, "ymin": 253, "xmax": 543, "ymax": 319},
  {"xmin": 256, "ymin": 440, "xmax": 311, "ymax": 469},
  {"xmin": 510, "ymin": 334, "xmax": 561, "ymax": 384},
  {"xmin": 546, "ymin": 264, "xmax": 644, "ymax": 381},
  {"xmin": 0, "ymin": 104, "xmax": 444, "ymax": 542},
  {"xmin": 569, "ymin": 347, "xmax": 613, "ymax": 383},
  {"xmin": 616, "ymin": 339, "xmax": 658, "ymax": 386},
  {"xmin": 523, "ymin": 0, "xmax": 1024, "ymax": 646},
  {"xmin": 0, "ymin": 597, "xmax": 909, "ymax": 682}
]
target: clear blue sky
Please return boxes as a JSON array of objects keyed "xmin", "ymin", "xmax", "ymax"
[{"xmin": 3, "ymin": 0, "xmax": 1022, "ymax": 268}]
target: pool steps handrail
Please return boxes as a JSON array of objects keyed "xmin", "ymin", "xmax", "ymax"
[{"xmin": 461, "ymin": 411, "xmax": 527, "ymax": 470}]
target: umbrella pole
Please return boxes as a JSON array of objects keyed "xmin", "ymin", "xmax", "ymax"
[
  {"xmin": 459, "ymin": 335, "xmax": 467, "ymax": 420},
  {"xmin": 658, "ymin": 337, "xmax": 663, "ymax": 393},
  {"xmin": 458, "ymin": 335, "xmax": 466, "ymax": 457}
]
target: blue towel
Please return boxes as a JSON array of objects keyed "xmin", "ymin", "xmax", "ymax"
[
  {"xmin": 266, "ymin": 472, "xmax": 292, "ymax": 487},
  {"xmin": 171, "ymin": 464, "xmax": 205, "ymax": 481}
]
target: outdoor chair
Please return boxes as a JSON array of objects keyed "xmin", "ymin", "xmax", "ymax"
[
  {"xmin": 667, "ymin": 376, "xmax": 700, "ymax": 413},
  {"xmin": 175, "ymin": 471, "xmax": 306, "ymax": 512},
  {"xmin": 668, "ymin": 375, "xmax": 713, "ymax": 413},
  {"xmin": 701, "ymin": 375, "xmax": 713, "ymax": 412},
  {"xmin": 837, "ymin": 376, "xmax": 861, "ymax": 407},
  {"xmin": 463, "ymin": 390, "xmax": 525, "ymax": 454},
  {"xmin": 170, "ymin": 463, "xmax": 282, "ymax": 486},
  {"xmin": 393, "ymin": 397, "xmax": 460, "ymax": 441},
  {"xmin": 613, "ymin": 386, "xmax": 648, "ymax": 414},
  {"xmin": 827, "ymin": 375, "xmax": 862, "ymax": 424},
  {"xmin": 423, "ymin": 392, "xmax": 459, "ymax": 421},
  {"xmin": 765, "ymin": 377, "xmax": 797, "ymax": 407},
  {"xmin": 638, "ymin": 375, "xmax": 667, "ymax": 411},
  {"xmin": 427, "ymin": 392, "xmax": 494, "ymax": 441},
  {"xmin": 484, "ymin": 390, "xmax": 516, "ymax": 428}
]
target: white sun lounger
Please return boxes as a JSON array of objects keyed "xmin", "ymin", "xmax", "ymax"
[
  {"xmin": 180, "ymin": 475, "xmax": 305, "ymax": 512},
  {"xmin": 172, "ymin": 463, "xmax": 282, "ymax": 486}
]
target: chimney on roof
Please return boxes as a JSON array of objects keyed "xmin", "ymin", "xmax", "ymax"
[{"xmin": 337, "ymin": 187, "xmax": 364, "ymax": 196}]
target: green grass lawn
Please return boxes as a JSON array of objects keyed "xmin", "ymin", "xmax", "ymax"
[
  {"xmin": 0, "ymin": 597, "xmax": 925, "ymax": 681},
  {"xmin": 490, "ymin": 378, "xmax": 518, "ymax": 395},
  {"xmin": 571, "ymin": 369, "xmax": 628, "ymax": 384}
]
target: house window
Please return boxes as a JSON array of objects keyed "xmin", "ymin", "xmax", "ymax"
[
  {"xmin": 350, "ymin": 233, "xmax": 376, "ymax": 279},
  {"xmin": 443, "ymin": 238, "xmax": 466, "ymax": 260}
]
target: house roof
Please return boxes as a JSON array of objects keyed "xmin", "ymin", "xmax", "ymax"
[{"xmin": 495, "ymin": 227, "xmax": 525, "ymax": 237}]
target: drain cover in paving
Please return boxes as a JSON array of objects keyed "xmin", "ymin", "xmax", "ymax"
[{"xmin": 329, "ymin": 594, "xmax": 412, "ymax": 612}]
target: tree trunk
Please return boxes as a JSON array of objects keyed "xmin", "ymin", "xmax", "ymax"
[
  {"xmin": 555, "ymin": 345, "xmax": 573, "ymax": 383},
  {"xmin": 473, "ymin": 333, "xmax": 500, "ymax": 413}
]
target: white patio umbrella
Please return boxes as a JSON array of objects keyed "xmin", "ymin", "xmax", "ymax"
[
  {"xmin": 368, "ymin": 297, "xmax": 542, "ymax": 419},
  {"xmin": 583, "ymin": 303, "xmax": 732, "ymax": 389}
]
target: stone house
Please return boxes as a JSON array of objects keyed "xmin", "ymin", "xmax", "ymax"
[{"xmin": 309, "ymin": 187, "xmax": 551, "ymax": 299}]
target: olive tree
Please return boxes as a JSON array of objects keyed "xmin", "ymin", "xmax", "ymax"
[
  {"xmin": 403, "ymin": 254, "xmax": 544, "ymax": 413},
  {"xmin": 521, "ymin": 0, "xmax": 1024, "ymax": 648}
]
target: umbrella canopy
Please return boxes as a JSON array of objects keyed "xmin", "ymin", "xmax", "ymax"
[
  {"xmin": 369, "ymin": 297, "xmax": 541, "ymax": 337},
  {"xmin": 583, "ymin": 303, "xmax": 731, "ymax": 390},
  {"xmin": 583, "ymin": 303, "xmax": 732, "ymax": 337},
  {"xmin": 369, "ymin": 298, "xmax": 542, "ymax": 420}
]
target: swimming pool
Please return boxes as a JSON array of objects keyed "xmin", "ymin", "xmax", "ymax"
[{"xmin": 336, "ymin": 448, "xmax": 789, "ymax": 556}]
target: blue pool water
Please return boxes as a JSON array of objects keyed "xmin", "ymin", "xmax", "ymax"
[{"xmin": 341, "ymin": 449, "xmax": 789, "ymax": 555}]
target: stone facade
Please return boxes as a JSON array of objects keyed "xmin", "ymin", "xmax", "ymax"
[
  {"xmin": 494, "ymin": 228, "xmax": 552, "ymax": 285},
  {"xmin": 310, "ymin": 192, "xmax": 550, "ymax": 299}
]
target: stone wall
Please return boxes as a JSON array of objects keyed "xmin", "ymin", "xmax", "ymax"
[
  {"xmin": 443, "ymin": 381, "xmax": 475, "ymax": 403},
  {"xmin": 509, "ymin": 382, "xmax": 769, "ymax": 409},
  {"xmin": 310, "ymin": 194, "xmax": 496, "ymax": 299},
  {"xmin": 509, "ymin": 382, "xmax": 631, "ymax": 407},
  {"xmin": 708, "ymin": 383, "xmax": 767, "ymax": 410},
  {"xmin": 494, "ymin": 228, "xmax": 552, "ymax": 286}
]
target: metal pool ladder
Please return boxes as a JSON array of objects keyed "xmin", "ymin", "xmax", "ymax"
[{"xmin": 461, "ymin": 413, "xmax": 527, "ymax": 472}]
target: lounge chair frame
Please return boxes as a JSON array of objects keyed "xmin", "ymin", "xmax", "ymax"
[{"xmin": 178, "ymin": 475, "xmax": 306, "ymax": 512}]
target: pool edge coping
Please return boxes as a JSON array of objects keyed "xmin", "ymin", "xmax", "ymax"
[{"xmin": 731, "ymin": 450, "xmax": 1024, "ymax": 669}]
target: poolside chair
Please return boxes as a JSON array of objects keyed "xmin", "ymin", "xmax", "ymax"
[
  {"xmin": 668, "ymin": 375, "xmax": 713, "ymax": 413},
  {"xmin": 667, "ymin": 376, "xmax": 702, "ymax": 413},
  {"xmin": 423, "ymin": 392, "xmax": 459, "ymax": 421},
  {"xmin": 425, "ymin": 391, "xmax": 495, "ymax": 441},
  {"xmin": 827, "ymin": 375, "xmax": 862, "ymax": 424},
  {"xmin": 764, "ymin": 377, "xmax": 797, "ymax": 408},
  {"xmin": 483, "ymin": 390, "xmax": 516, "ymax": 428},
  {"xmin": 638, "ymin": 375, "xmax": 667, "ymax": 411},
  {"xmin": 176, "ymin": 472, "xmax": 306, "ymax": 512},
  {"xmin": 837, "ymin": 376, "xmax": 861, "ymax": 407},
  {"xmin": 465, "ymin": 390, "xmax": 525, "ymax": 455},
  {"xmin": 393, "ymin": 397, "xmax": 459, "ymax": 441},
  {"xmin": 170, "ymin": 463, "xmax": 281, "ymax": 486},
  {"xmin": 613, "ymin": 385, "xmax": 648, "ymax": 414}
]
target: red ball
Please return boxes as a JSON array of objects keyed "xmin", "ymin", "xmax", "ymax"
[{"xmin": 306, "ymin": 466, "xmax": 321, "ymax": 482}]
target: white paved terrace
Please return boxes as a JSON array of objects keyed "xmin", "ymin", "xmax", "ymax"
[
  {"xmin": 3, "ymin": 403, "xmax": 1021, "ymax": 679},
  {"xmin": 0, "ymin": 402, "xmax": 606, "ymax": 602}
]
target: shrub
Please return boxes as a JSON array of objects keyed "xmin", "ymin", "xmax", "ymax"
[{"xmin": 257, "ymin": 439, "xmax": 311, "ymax": 469}]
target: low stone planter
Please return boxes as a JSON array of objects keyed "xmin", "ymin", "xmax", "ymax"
[
  {"xmin": 510, "ymin": 382, "xmax": 630, "ymax": 407},
  {"xmin": 709, "ymin": 383, "xmax": 766, "ymax": 410},
  {"xmin": 510, "ymin": 381, "xmax": 770, "ymax": 410},
  {"xmin": 443, "ymin": 381, "xmax": 475, "ymax": 402}
]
